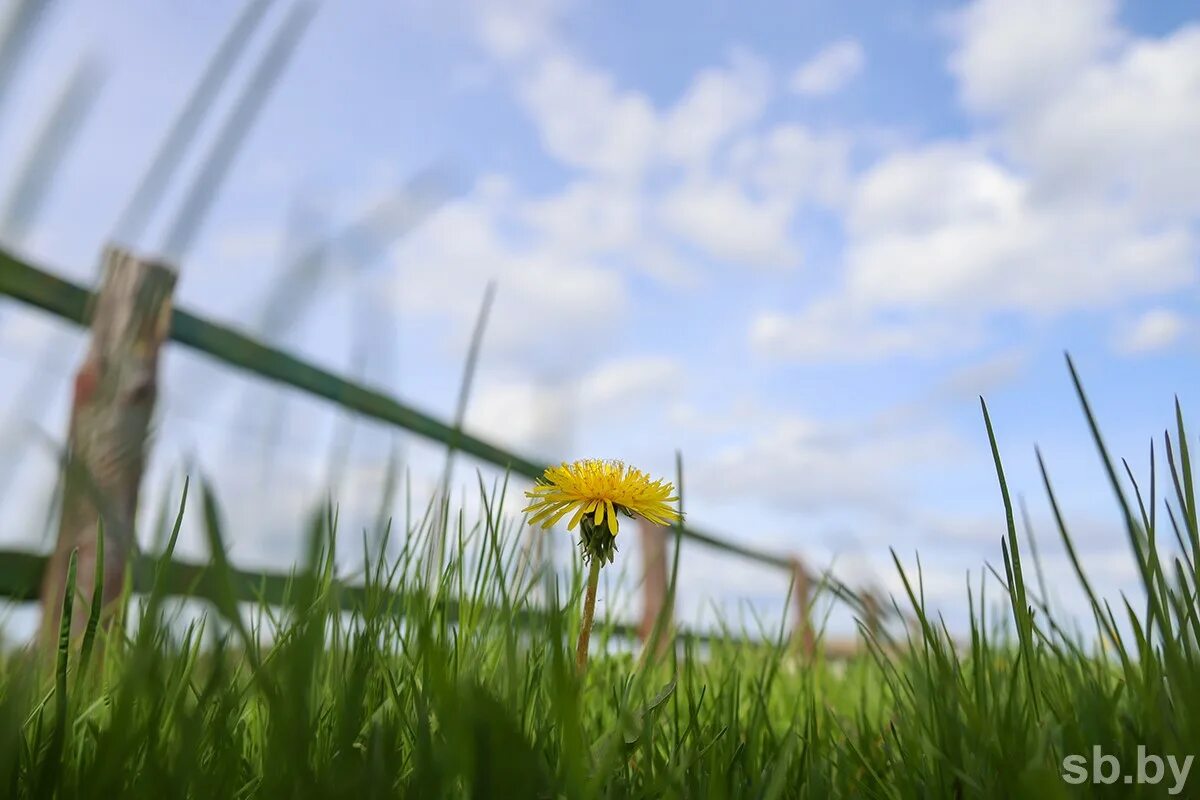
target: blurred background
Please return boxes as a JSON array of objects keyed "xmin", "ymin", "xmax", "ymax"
[{"xmin": 0, "ymin": 0, "xmax": 1198, "ymax": 639}]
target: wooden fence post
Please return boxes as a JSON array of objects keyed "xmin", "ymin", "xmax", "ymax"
[
  {"xmin": 39, "ymin": 246, "xmax": 176, "ymax": 645},
  {"xmin": 790, "ymin": 557, "xmax": 815, "ymax": 658},
  {"xmin": 638, "ymin": 518, "xmax": 671, "ymax": 648}
]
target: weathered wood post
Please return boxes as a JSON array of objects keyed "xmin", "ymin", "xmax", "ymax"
[
  {"xmin": 790, "ymin": 557, "xmax": 815, "ymax": 658},
  {"xmin": 637, "ymin": 518, "xmax": 672, "ymax": 647},
  {"xmin": 39, "ymin": 246, "xmax": 176, "ymax": 644}
]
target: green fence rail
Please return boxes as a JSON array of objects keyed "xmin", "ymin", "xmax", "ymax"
[
  {"xmin": 0, "ymin": 247, "xmax": 795, "ymax": 574},
  {"xmin": 0, "ymin": 547, "xmax": 761, "ymax": 647}
]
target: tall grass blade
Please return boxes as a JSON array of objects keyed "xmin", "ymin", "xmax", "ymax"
[
  {"xmin": 111, "ymin": 0, "xmax": 276, "ymax": 245},
  {"xmin": 0, "ymin": 0, "xmax": 54, "ymax": 120},
  {"xmin": 0, "ymin": 56, "xmax": 103, "ymax": 242},
  {"xmin": 160, "ymin": 2, "xmax": 317, "ymax": 262},
  {"xmin": 428, "ymin": 281, "xmax": 495, "ymax": 578},
  {"xmin": 75, "ymin": 517, "xmax": 104, "ymax": 690},
  {"xmin": 979, "ymin": 396, "xmax": 1038, "ymax": 709}
]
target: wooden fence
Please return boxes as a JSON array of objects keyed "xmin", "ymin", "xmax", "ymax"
[{"xmin": 0, "ymin": 245, "xmax": 884, "ymax": 652}]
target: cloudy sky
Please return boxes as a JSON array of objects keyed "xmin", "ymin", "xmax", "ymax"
[{"xmin": 0, "ymin": 0, "xmax": 1198, "ymax": 636}]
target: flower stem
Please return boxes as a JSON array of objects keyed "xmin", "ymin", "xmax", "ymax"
[{"xmin": 575, "ymin": 556, "xmax": 602, "ymax": 672}]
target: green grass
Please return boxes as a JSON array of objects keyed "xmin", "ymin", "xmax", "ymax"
[{"xmin": 1, "ymin": 358, "xmax": 1197, "ymax": 798}]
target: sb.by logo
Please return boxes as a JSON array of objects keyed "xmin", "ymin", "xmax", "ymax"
[{"xmin": 1062, "ymin": 746, "xmax": 1193, "ymax": 795}]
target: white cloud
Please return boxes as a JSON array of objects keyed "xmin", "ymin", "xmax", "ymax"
[
  {"xmin": 466, "ymin": 355, "xmax": 684, "ymax": 455},
  {"xmin": 878, "ymin": 556, "xmax": 976, "ymax": 608},
  {"xmin": 948, "ymin": 0, "xmax": 1120, "ymax": 115},
  {"xmin": 1115, "ymin": 309, "xmax": 1188, "ymax": 355},
  {"xmin": 472, "ymin": 0, "xmax": 1200, "ymax": 375},
  {"xmin": 729, "ymin": 124, "xmax": 851, "ymax": 207},
  {"xmin": 790, "ymin": 39, "xmax": 865, "ymax": 96},
  {"xmin": 697, "ymin": 415, "xmax": 886, "ymax": 510},
  {"xmin": 865, "ymin": 349, "xmax": 1027, "ymax": 436},
  {"xmin": 476, "ymin": 9, "xmax": 824, "ymax": 278},
  {"xmin": 659, "ymin": 50, "xmax": 772, "ymax": 166},
  {"xmin": 487, "ymin": 24, "xmax": 818, "ymax": 273},
  {"xmin": 849, "ymin": 144, "xmax": 1023, "ymax": 237},
  {"xmin": 951, "ymin": 0, "xmax": 1200, "ymax": 216},
  {"xmin": 690, "ymin": 409, "xmax": 962, "ymax": 515},
  {"xmin": 392, "ymin": 190, "xmax": 628, "ymax": 358},
  {"xmin": 844, "ymin": 145, "xmax": 1194, "ymax": 314},
  {"xmin": 520, "ymin": 178, "xmax": 642, "ymax": 256},
  {"xmin": 460, "ymin": 174, "xmax": 697, "ymax": 300},
  {"xmin": 512, "ymin": 41, "xmax": 777, "ymax": 179},
  {"xmin": 474, "ymin": 0, "xmax": 571, "ymax": 63},
  {"xmin": 935, "ymin": 349, "xmax": 1027, "ymax": 400},
  {"xmin": 465, "ymin": 378, "xmax": 574, "ymax": 458},
  {"xmin": 514, "ymin": 46, "xmax": 781, "ymax": 183},
  {"xmin": 517, "ymin": 52, "xmax": 659, "ymax": 177},
  {"xmin": 659, "ymin": 178, "xmax": 800, "ymax": 268},
  {"xmin": 578, "ymin": 355, "xmax": 684, "ymax": 407},
  {"xmin": 625, "ymin": 240, "xmax": 696, "ymax": 286},
  {"xmin": 750, "ymin": 298, "xmax": 968, "ymax": 363},
  {"xmin": 518, "ymin": 170, "xmax": 790, "ymax": 287},
  {"xmin": 757, "ymin": 136, "xmax": 1196, "ymax": 363},
  {"xmin": 755, "ymin": 0, "xmax": 1200, "ymax": 364},
  {"xmin": 667, "ymin": 397, "xmax": 761, "ymax": 436},
  {"xmin": 1009, "ymin": 26, "xmax": 1200, "ymax": 215}
]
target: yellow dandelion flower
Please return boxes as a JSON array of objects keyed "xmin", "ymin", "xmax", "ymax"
[
  {"xmin": 523, "ymin": 458, "xmax": 681, "ymax": 537},
  {"xmin": 529, "ymin": 459, "xmax": 681, "ymax": 671}
]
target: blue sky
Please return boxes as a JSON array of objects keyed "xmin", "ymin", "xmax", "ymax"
[{"xmin": 0, "ymin": 0, "xmax": 1198, "ymax": 635}]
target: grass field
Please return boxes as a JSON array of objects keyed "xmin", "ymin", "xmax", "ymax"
[{"xmin": 0, "ymin": 361, "xmax": 1197, "ymax": 798}]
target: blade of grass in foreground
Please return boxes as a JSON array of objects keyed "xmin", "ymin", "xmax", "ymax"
[
  {"xmin": 33, "ymin": 548, "xmax": 75, "ymax": 797},
  {"xmin": 429, "ymin": 281, "xmax": 496, "ymax": 582},
  {"xmin": 0, "ymin": 0, "xmax": 55, "ymax": 121},
  {"xmin": 74, "ymin": 520, "xmax": 103, "ymax": 691},
  {"xmin": 980, "ymin": 396, "xmax": 1039, "ymax": 712},
  {"xmin": 160, "ymin": 1, "xmax": 317, "ymax": 262},
  {"xmin": 111, "ymin": 0, "xmax": 276, "ymax": 245}
]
